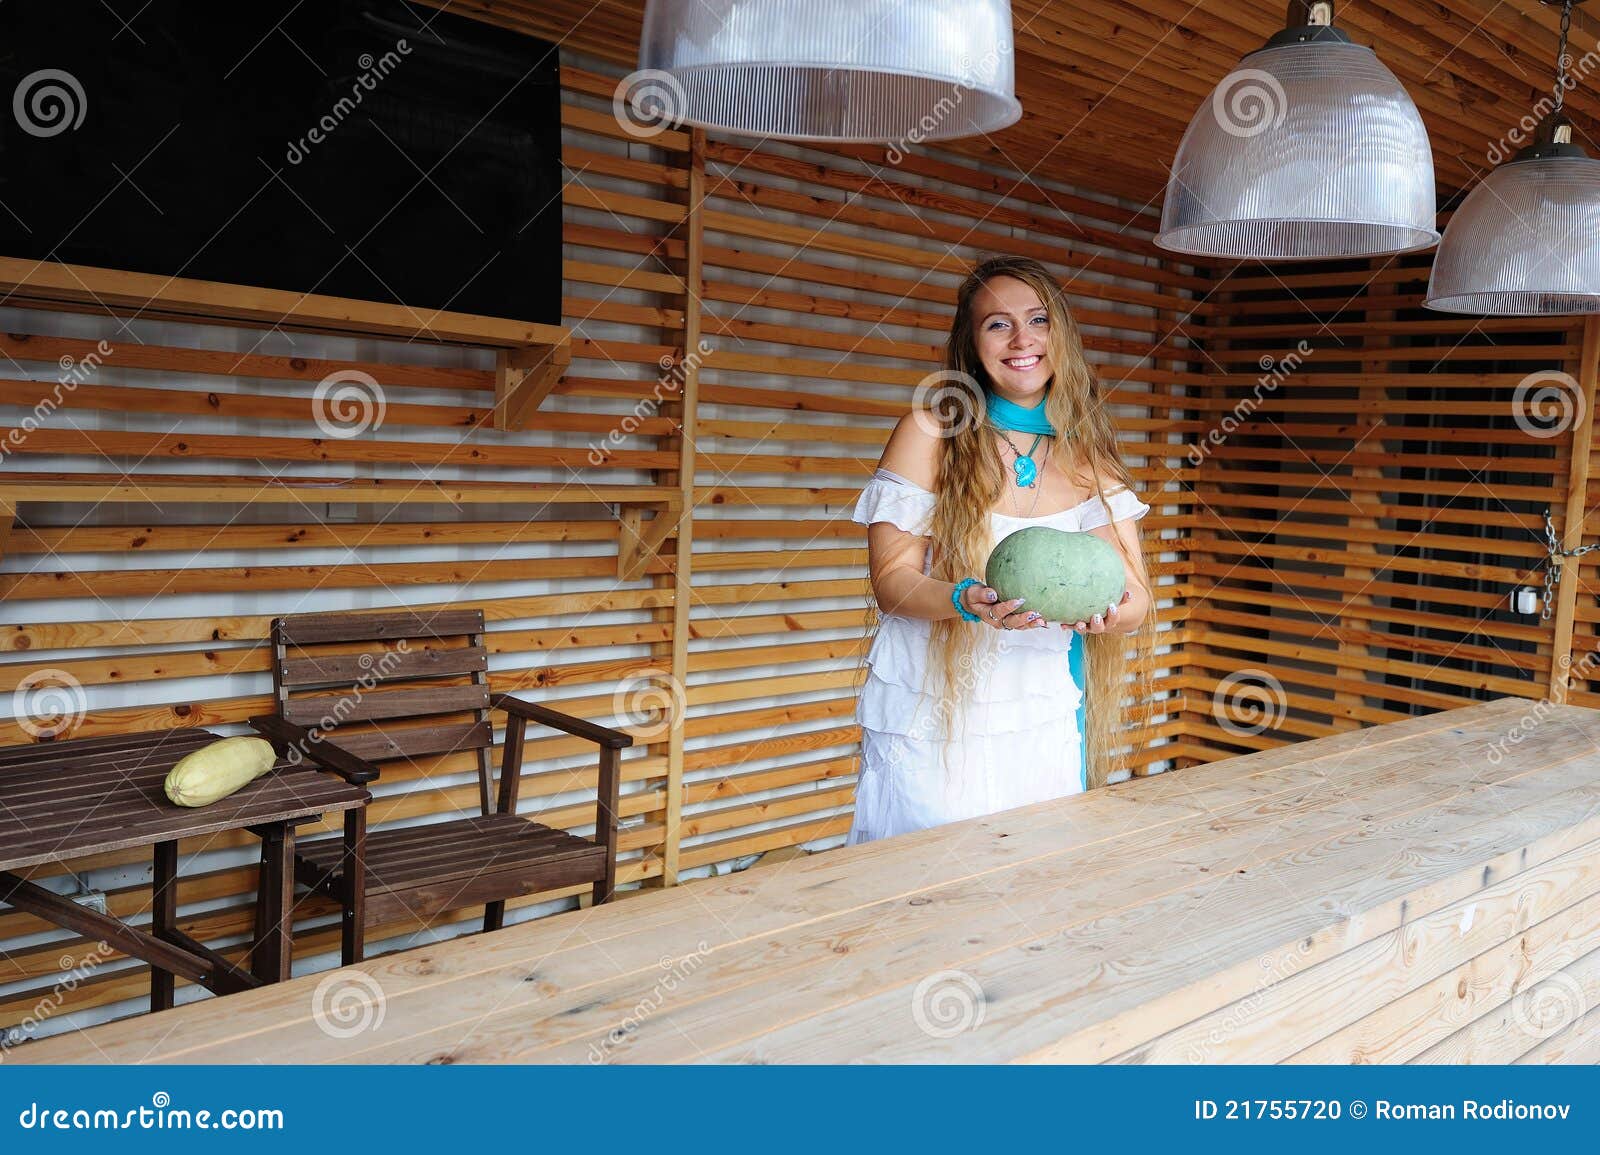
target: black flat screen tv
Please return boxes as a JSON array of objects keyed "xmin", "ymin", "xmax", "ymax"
[{"xmin": 0, "ymin": 0, "xmax": 563, "ymax": 325}]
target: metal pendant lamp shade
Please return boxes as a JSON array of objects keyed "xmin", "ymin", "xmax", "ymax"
[
  {"xmin": 1425, "ymin": 150, "xmax": 1600, "ymax": 314},
  {"xmin": 1156, "ymin": 13, "xmax": 1438, "ymax": 261},
  {"xmin": 636, "ymin": 0, "xmax": 1021, "ymax": 143}
]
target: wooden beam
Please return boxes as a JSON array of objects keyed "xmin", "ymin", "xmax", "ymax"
[
  {"xmin": 657, "ymin": 127, "xmax": 706, "ymax": 887},
  {"xmin": 0, "ymin": 482, "xmax": 682, "ymax": 508},
  {"xmin": 0, "ymin": 498, "xmax": 14, "ymax": 563},
  {"xmin": 1550, "ymin": 314, "xmax": 1600, "ymax": 705},
  {"xmin": 0, "ymin": 256, "xmax": 569, "ymax": 349}
]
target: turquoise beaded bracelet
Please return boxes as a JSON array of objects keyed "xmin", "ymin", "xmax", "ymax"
[{"xmin": 951, "ymin": 577, "xmax": 983, "ymax": 622}]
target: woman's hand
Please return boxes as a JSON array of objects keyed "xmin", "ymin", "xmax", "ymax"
[
  {"xmin": 1064, "ymin": 589, "xmax": 1134, "ymax": 636},
  {"xmin": 962, "ymin": 583, "xmax": 1045, "ymax": 631}
]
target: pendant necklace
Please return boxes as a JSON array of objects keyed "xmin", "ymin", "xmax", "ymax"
[{"xmin": 996, "ymin": 427, "xmax": 1045, "ymax": 488}]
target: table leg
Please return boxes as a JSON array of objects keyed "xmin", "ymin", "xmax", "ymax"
[
  {"xmin": 252, "ymin": 822, "xmax": 296, "ymax": 983},
  {"xmin": 151, "ymin": 840, "xmax": 178, "ymax": 1012},
  {"xmin": 342, "ymin": 807, "xmax": 366, "ymax": 966}
]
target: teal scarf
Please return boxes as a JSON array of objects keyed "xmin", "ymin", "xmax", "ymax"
[{"xmin": 985, "ymin": 390, "xmax": 1055, "ymax": 435}]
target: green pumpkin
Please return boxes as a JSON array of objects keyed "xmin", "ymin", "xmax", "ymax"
[{"xmin": 984, "ymin": 526, "xmax": 1126, "ymax": 624}]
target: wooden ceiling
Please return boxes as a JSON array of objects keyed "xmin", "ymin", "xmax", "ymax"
[{"xmin": 440, "ymin": 0, "xmax": 1600, "ymax": 207}]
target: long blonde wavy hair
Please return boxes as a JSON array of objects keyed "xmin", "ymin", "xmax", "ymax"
[{"xmin": 918, "ymin": 255, "xmax": 1159, "ymax": 788}]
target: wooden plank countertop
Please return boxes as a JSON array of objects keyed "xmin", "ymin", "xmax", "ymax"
[{"xmin": 15, "ymin": 696, "xmax": 1600, "ymax": 1064}]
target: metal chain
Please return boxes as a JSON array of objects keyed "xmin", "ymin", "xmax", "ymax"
[
  {"xmin": 1540, "ymin": 507, "xmax": 1600, "ymax": 620},
  {"xmin": 1556, "ymin": 0, "xmax": 1574, "ymax": 114}
]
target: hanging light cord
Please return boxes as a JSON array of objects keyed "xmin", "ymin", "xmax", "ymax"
[{"xmin": 1556, "ymin": 0, "xmax": 1574, "ymax": 114}]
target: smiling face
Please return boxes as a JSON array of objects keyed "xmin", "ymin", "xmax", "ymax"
[{"xmin": 971, "ymin": 274, "xmax": 1053, "ymax": 404}]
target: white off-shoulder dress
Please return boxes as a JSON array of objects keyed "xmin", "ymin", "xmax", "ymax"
[{"xmin": 848, "ymin": 468, "xmax": 1151, "ymax": 845}]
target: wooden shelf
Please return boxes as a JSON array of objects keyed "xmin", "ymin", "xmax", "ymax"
[
  {"xmin": 0, "ymin": 478, "xmax": 679, "ymax": 579},
  {"xmin": 0, "ymin": 256, "xmax": 570, "ymax": 430}
]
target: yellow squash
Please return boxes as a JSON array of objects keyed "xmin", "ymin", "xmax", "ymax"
[{"xmin": 163, "ymin": 736, "xmax": 277, "ymax": 807}]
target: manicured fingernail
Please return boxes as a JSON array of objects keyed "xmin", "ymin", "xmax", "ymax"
[
  {"xmin": 1092, "ymin": 615, "xmax": 1103, "ymax": 626},
  {"xmin": 1027, "ymin": 612, "xmax": 1041, "ymax": 622},
  {"xmin": 985, "ymin": 590, "xmax": 998, "ymax": 602},
  {"xmin": 1014, "ymin": 598, "xmax": 1026, "ymax": 606}
]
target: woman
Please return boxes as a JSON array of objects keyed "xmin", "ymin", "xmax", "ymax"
[{"xmin": 848, "ymin": 254, "xmax": 1156, "ymax": 845}]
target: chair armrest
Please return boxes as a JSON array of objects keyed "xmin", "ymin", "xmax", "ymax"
[
  {"xmin": 248, "ymin": 715, "xmax": 382, "ymax": 786},
  {"xmin": 489, "ymin": 693, "xmax": 634, "ymax": 749}
]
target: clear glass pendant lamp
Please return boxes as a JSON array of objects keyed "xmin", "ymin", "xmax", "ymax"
[
  {"xmin": 636, "ymin": 0, "xmax": 1022, "ymax": 143},
  {"xmin": 1156, "ymin": 3, "xmax": 1438, "ymax": 261},
  {"xmin": 1425, "ymin": 0, "xmax": 1600, "ymax": 315}
]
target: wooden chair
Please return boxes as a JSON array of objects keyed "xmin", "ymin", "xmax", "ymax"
[{"xmin": 249, "ymin": 608, "xmax": 630, "ymax": 964}]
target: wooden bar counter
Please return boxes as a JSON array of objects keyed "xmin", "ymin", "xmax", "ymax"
[{"xmin": 16, "ymin": 696, "xmax": 1600, "ymax": 1064}]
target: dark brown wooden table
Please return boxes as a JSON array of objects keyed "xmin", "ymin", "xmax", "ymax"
[{"xmin": 0, "ymin": 727, "xmax": 369, "ymax": 1012}]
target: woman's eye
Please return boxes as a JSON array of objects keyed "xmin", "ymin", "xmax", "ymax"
[
  {"xmin": 986, "ymin": 319, "xmax": 1009, "ymax": 331},
  {"xmin": 1029, "ymin": 314, "xmax": 1048, "ymax": 326}
]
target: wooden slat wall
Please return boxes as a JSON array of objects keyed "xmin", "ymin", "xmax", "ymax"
[
  {"xmin": 0, "ymin": 57, "xmax": 1189, "ymax": 1040},
  {"xmin": 1180, "ymin": 254, "xmax": 1597, "ymax": 764}
]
